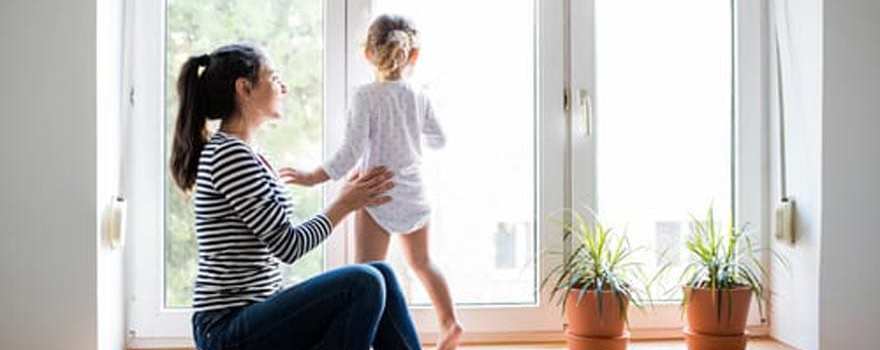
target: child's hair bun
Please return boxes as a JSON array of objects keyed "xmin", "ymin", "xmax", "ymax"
[
  {"xmin": 385, "ymin": 30, "xmax": 412, "ymax": 49},
  {"xmin": 367, "ymin": 15, "xmax": 419, "ymax": 80}
]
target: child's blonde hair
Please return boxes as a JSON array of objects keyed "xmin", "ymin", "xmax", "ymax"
[{"xmin": 366, "ymin": 14, "xmax": 419, "ymax": 80}]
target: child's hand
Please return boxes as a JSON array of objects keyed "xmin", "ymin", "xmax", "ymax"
[{"xmin": 279, "ymin": 167, "xmax": 329, "ymax": 187}]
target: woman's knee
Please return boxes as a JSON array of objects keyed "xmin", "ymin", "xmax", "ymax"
[
  {"xmin": 366, "ymin": 261, "xmax": 394, "ymax": 277},
  {"xmin": 341, "ymin": 264, "xmax": 387, "ymax": 296},
  {"xmin": 366, "ymin": 261, "xmax": 407, "ymax": 295}
]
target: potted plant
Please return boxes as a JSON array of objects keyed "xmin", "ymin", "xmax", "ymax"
[
  {"xmin": 679, "ymin": 207, "xmax": 774, "ymax": 350},
  {"xmin": 543, "ymin": 211, "xmax": 662, "ymax": 350}
]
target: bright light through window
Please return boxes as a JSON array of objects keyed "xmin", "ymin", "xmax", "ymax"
[
  {"xmin": 371, "ymin": 0, "xmax": 538, "ymax": 305},
  {"xmin": 163, "ymin": 0, "xmax": 325, "ymax": 308},
  {"xmin": 595, "ymin": 0, "xmax": 733, "ymax": 300}
]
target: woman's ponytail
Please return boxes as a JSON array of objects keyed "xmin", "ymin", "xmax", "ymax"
[
  {"xmin": 169, "ymin": 45, "xmax": 264, "ymax": 192},
  {"xmin": 170, "ymin": 54, "xmax": 210, "ymax": 192}
]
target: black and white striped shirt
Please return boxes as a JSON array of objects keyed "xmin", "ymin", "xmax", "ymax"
[{"xmin": 192, "ymin": 131, "xmax": 333, "ymax": 312}]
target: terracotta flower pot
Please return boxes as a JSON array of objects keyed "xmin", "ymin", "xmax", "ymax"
[
  {"xmin": 683, "ymin": 328, "xmax": 748, "ymax": 350},
  {"xmin": 565, "ymin": 330, "xmax": 630, "ymax": 350},
  {"xmin": 564, "ymin": 289, "xmax": 630, "ymax": 350},
  {"xmin": 683, "ymin": 286, "xmax": 753, "ymax": 350},
  {"xmin": 684, "ymin": 286, "xmax": 752, "ymax": 335}
]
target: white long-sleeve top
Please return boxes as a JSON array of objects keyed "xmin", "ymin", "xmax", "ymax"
[{"xmin": 323, "ymin": 80, "xmax": 445, "ymax": 234}]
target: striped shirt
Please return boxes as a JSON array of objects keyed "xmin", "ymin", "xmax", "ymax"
[{"xmin": 191, "ymin": 131, "xmax": 333, "ymax": 312}]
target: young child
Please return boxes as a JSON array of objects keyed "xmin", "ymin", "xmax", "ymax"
[{"xmin": 280, "ymin": 14, "xmax": 462, "ymax": 350}]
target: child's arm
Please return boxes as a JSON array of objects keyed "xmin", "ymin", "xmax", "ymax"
[
  {"xmin": 422, "ymin": 96, "xmax": 446, "ymax": 149},
  {"xmin": 282, "ymin": 91, "xmax": 370, "ymax": 187},
  {"xmin": 279, "ymin": 167, "xmax": 330, "ymax": 187},
  {"xmin": 323, "ymin": 89, "xmax": 371, "ymax": 180}
]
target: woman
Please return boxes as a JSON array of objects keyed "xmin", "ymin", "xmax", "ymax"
[{"xmin": 170, "ymin": 43, "xmax": 421, "ymax": 350}]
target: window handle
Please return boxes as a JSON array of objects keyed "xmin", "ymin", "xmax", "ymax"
[{"xmin": 578, "ymin": 88, "xmax": 593, "ymax": 136}]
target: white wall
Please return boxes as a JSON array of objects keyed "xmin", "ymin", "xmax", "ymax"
[
  {"xmin": 768, "ymin": 0, "xmax": 823, "ymax": 349},
  {"xmin": 819, "ymin": 1, "xmax": 880, "ymax": 349},
  {"xmin": 0, "ymin": 0, "xmax": 125, "ymax": 349},
  {"xmin": 770, "ymin": 1, "xmax": 880, "ymax": 349}
]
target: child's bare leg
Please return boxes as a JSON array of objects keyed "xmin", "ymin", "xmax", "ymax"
[
  {"xmin": 399, "ymin": 223, "xmax": 462, "ymax": 350},
  {"xmin": 354, "ymin": 209, "xmax": 391, "ymax": 263}
]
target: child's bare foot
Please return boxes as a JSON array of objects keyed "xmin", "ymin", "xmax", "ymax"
[{"xmin": 436, "ymin": 321, "xmax": 463, "ymax": 350}]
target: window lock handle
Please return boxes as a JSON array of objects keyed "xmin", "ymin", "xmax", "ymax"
[{"xmin": 578, "ymin": 88, "xmax": 593, "ymax": 136}]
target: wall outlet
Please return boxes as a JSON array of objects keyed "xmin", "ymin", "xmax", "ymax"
[{"xmin": 774, "ymin": 198, "xmax": 795, "ymax": 244}]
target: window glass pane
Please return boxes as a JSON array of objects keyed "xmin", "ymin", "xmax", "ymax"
[
  {"xmin": 164, "ymin": 0, "xmax": 325, "ymax": 308},
  {"xmin": 370, "ymin": 0, "xmax": 537, "ymax": 305},
  {"xmin": 595, "ymin": 0, "xmax": 733, "ymax": 300}
]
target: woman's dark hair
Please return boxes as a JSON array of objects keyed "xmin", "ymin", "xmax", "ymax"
[{"xmin": 170, "ymin": 43, "xmax": 265, "ymax": 191}]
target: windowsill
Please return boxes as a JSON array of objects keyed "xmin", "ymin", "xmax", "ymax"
[
  {"xmin": 457, "ymin": 338, "xmax": 797, "ymax": 349},
  {"xmin": 128, "ymin": 337, "xmax": 798, "ymax": 350},
  {"xmin": 129, "ymin": 323, "xmax": 772, "ymax": 349}
]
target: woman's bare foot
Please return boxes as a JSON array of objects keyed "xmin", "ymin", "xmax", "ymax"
[{"xmin": 436, "ymin": 321, "xmax": 463, "ymax": 350}]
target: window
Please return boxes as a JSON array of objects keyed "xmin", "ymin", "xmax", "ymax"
[
  {"xmin": 131, "ymin": 0, "xmax": 564, "ymax": 343},
  {"xmin": 593, "ymin": 0, "xmax": 733, "ymax": 300},
  {"xmin": 163, "ymin": 0, "xmax": 327, "ymax": 309},
  {"xmin": 340, "ymin": 0, "xmax": 563, "ymax": 336},
  {"xmin": 365, "ymin": 0, "xmax": 538, "ymax": 306},
  {"xmin": 566, "ymin": 0, "xmax": 767, "ymax": 330},
  {"xmin": 128, "ymin": 0, "xmax": 766, "ymax": 345}
]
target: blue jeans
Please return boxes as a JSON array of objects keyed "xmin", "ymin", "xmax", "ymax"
[{"xmin": 192, "ymin": 262, "xmax": 421, "ymax": 350}]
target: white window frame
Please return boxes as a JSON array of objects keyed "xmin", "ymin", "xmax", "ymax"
[
  {"xmin": 566, "ymin": 0, "xmax": 769, "ymax": 338},
  {"xmin": 125, "ymin": 0, "xmax": 352, "ymax": 347},
  {"xmin": 125, "ymin": 0, "xmax": 768, "ymax": 347},
  {"xmin": 127, "ymin": 0, "xmax": 566, "ymax": 346},
  {"xmin": 339, "ymin": 0, "xmax": 566, "ymax": 342}
]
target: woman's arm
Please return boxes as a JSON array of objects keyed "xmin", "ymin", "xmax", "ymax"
[
  {"xmin": 322, "ymin": 167, "xmax": 394, "ymax": 226},
  {"xmin": 211, "ymin": 141, "xmax": 393, "ymax": 264},
  {"xmin": 211, "ymin": 141, "xmax": 332, "ymax": 264}
]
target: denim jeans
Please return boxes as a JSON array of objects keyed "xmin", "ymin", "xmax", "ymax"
[{"xmin": 192, "ymin": 262, "xmax": 421, "ymax": 350}]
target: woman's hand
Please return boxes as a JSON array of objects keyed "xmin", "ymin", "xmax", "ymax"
[
  {"xmin": 324, "ymin": 167, "xmax": 394, "ymax": 227},
  {"xmin": 279, "ymin": 167, "xmax": 330, "ymax": 187}
]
